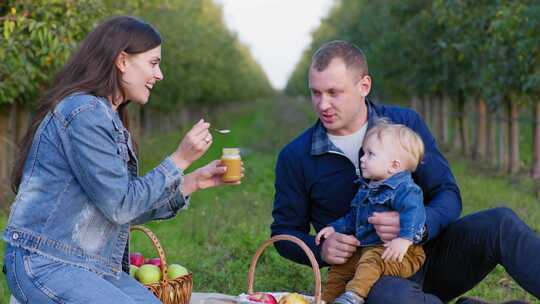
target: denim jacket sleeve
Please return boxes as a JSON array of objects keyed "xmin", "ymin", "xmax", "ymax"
[
  {"xmin": 60, "ymin": 103, "xmax": 186, "ymax": 225},
  {"xmin": 392, "ymin": 184, "xmax": 426, "ymax": 243},
  {"xmin": 130, "ymin": 181, "xmax": 191, "ymax": 225},
  {"xmin": 329, "ymin": 210, "xmax": 355, "ymax": 235}
]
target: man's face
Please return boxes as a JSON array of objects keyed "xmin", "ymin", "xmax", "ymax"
[{"xmin": 308, "ymin": 58, "xmax": 371, "ymax": 135}]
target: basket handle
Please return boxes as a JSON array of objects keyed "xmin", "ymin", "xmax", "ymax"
[
  {"xmin": 130, "ymin": 225, "xmax": 169, "ymax": 283},
  {"xmin": 247, "ymin": 234, "xmax": 321, "ymax": 304}
]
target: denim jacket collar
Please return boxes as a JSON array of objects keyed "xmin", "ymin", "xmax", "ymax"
[
  {"xmin": 311, "ymin": 97, "xmax": 380, "ymax": 156},
  {"xmin": 368, "ymin": 171, "xmax": 413, "ymax": 190}
]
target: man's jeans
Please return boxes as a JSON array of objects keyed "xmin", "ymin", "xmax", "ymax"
[
  {"xmin": 365, "ymin": 207, "xmax": 540, "ymax": 304},
  {"xmin": 4, "ymin": 244, "xmax": 160, "ymax": 304}
]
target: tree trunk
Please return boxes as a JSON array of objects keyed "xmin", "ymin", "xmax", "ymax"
[
  {"xmin": 508, "ymin": 99, "xmax": 520, "ymax": 174},
  {"xmin": 434, "ymin": 98, "xmax": 442, "ymax": 141},
  {"xmin": 150, "ymin": 109, "xmax": 157, "ymax": 134},
  {"xmin": 411, "ymin": 96, "xmax": 421, "ymax": 114},
  {"xmin": 422, "ymin": 98, "xmax": 431, "ymax": 129},
  {"xmin": 456, "ymin": 92, "xmax": 468, "ymax": 155},
  {"xmin": 532, "ymin": 101, "xmax": 540, "ymax": 179},
  {"xmin": 440, "ymin": 97, "xmax": 450, "ymax": 146},
  {"xmin": 466, "ymin": 101, "xmax": 476, "ymax": 156},
  {"xmin": 0, "ymin": 105, "xmax": 10, "ymax": 204},
  {"xmin": 15, "ymin": 103, "xmax": 30, "ymax": 144},
  {"xmin": 429, "ymin": 98, "xmax": 436, "ymax": 133},
  {"xmin": 7, "ymin": 104, "xmax": 17, "ymax": 175},
  {"xmin": 497, "ymin": 107, "xmax": 509, "ymax": 172},
  {"xmin": 474, "ymin": 99, "xmax": 487, "ymax": 161},
  {"xmin": 486, "ymin": 108, "xmax": 497, "ymax": 167},
  {"xmin": 452, "ymin": 99, "xmax": 460, "ymax": 153},
  {"xmin": 140, "ymin": 107, "xmax": 147, "ymax": 136},
  {"xmin": 167, "ymin": 113, "xmax": 173, "ymax": 131},
  {"xmin": 159, "ymin": 111, "xmax": 165, "ymax": 133}
]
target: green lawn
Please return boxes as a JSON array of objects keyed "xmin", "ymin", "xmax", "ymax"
[{"xmin": 0, "ymin": 96, "xmax": 538, "ymax": 303}]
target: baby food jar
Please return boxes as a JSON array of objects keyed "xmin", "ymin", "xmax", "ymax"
[{"xmin": 221, "ymin": 148, "xmax": 242, "ymax": 182}]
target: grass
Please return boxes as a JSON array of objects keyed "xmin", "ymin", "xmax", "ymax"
[{"xmin": 0, "ymin": 95, "xmax": 539, "ymax": 303}]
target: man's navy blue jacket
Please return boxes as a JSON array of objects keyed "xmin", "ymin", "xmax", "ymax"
[{"xmin": 270, "ymin": 99, "xmax": 462, "ymax": 266}]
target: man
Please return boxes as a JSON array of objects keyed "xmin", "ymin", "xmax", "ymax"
[{"xmin": 271, "ymin": 40, "xmax": 539, "ymax": 304}]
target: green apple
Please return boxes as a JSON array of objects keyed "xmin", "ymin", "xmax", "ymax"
[
  {"xmin": 136, "ymin": 264, "xmax": 161, "ymax": 284},
  {"xmin": 129, "ymin": 265, "xmax": 139, "ymax": 277},
  {"xmin": 167, "ymin": 264, "xmax": 189, "ymax": 280}
]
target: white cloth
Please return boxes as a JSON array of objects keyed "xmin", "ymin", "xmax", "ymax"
[
  {"xmin": 10, "ymin": 296, "xmax": 21, "ymax": 304},
  {"xmin": 327, "ymin": 123, "xmax": 368, "ymax": 169}
]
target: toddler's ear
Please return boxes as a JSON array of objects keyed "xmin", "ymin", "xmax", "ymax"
[{"xmin": 389, "ymin": 159, "xmax": 401, "ymax": 174}]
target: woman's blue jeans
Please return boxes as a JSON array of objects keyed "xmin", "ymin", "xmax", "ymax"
[
  {"xmin": 365, "ymin": 207, "xmax": 540, "ymax": 303},
  {"xmin": 4, "ymin": 244, "xmax": 160, "ymax": 304}
]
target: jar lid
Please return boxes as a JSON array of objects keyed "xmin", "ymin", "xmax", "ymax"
[{"xmin": 222, "ymin": 148, "xmax": 240, "ymax": 156}]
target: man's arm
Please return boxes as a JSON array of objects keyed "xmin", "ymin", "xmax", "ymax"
[
  {"xmin": 409, "ymin": 110, "xmax": 462, "ymax": 240},
  {"xmin": 271, "ymin": 147, "xmax": 323, "ymax": 266}
]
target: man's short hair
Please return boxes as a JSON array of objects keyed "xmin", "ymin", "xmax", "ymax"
[
  {"xmin": 364, "ymin": 119, "xmax": 425, "ymax": 172},
  {"xmin": 311, "ymin": 40, "xmax": 368, "ymax": 76}
]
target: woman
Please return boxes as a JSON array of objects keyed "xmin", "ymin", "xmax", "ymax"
[{"xmin": 3, "ymin": 16, "xmax": 241, "ymax": 303}]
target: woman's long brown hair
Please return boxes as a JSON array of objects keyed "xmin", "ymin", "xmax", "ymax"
[{"xmin": 11, "ymin": 16, "xmax": 162, "ymax": 193}]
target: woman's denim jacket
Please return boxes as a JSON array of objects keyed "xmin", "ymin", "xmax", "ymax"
[
  {"xmin": 330, "ymin": 171, "xmax": 425, "ymax": 246},
  {"xmin": 3, "ymin": 94, "xmax": 188, "ymax": 278}
]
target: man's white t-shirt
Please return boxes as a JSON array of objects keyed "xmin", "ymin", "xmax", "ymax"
[{"xmin": 327, "ymin": 123, "xmax": 368, "ymax": 170}]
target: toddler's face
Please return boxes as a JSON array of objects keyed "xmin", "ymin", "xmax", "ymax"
[{"xmin": 360, "ymin": 136, "xmax": 395, "ymax": 181}]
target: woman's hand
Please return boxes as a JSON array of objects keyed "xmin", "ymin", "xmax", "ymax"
[
  {"xmin": 180, "ymin": 160, "xmax": 244, "ymax": 196},
  {"xmin": 171, "ymin": 119, "xmax": 212, "ymax": 170}
]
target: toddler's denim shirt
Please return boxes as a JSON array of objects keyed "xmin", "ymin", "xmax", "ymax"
[{"xmin": 330, "ymin": 171, "xmax": 425, "ymax": 246}]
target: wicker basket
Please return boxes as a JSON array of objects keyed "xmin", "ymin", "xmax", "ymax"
[
  {"xmin": 246, "ymin": 234, "xmax": 323, "ymax": 304},
  {"xmin": 130, "ymin": 225, "xmax": 193, "ymax": 304}
]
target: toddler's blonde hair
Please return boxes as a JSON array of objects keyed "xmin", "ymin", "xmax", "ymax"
[{"xmin": 364, "ymin": 119, "xmax": 425, "ymax": 172}]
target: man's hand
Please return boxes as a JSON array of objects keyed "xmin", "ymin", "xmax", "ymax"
[
  {"xmin": 381, "ymin": 237, "xmax": 412, "ymax": 262},
  {"xmin": 320, "ymin": 232, "xmax": 360, "ymax": 265},
  {"xmin": 368, "ymin": 211, "xmax": 400, "ymax": 242}
]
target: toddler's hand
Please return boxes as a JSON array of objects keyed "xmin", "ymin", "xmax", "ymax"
[
  {"xmin": 315, "ymin": 227, "xmax": 336, "ymax": 245},
  {"xmin": 381, "ymin": 237, "xmax": 412, "ymax": 262}
]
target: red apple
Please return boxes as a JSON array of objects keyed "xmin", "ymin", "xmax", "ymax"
[
  {"xmin": 145, "ymin": 258, "xmax": 161, "ymax": 266},
  {"xmin": 248, "ymin": 292, "xmax": 278, "ymax": 304},
  {"xmin": 130, "ymin": 252, "xmax": 144, "ymax": 267}
]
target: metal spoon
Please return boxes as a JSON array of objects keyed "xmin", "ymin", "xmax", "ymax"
[{"xmin": 213, "ymin": 128, "xmax": 231, "ymax": 134}]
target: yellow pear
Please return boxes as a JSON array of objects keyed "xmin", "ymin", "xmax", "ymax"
[{"xmin": 278, "ymin": 293, "xmax": 309, "ymax": 304}]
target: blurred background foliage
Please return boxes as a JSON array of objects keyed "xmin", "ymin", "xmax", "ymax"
[{"xmin": 0, "ymin": 0, "xmax": 272, "ymax": 109}]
